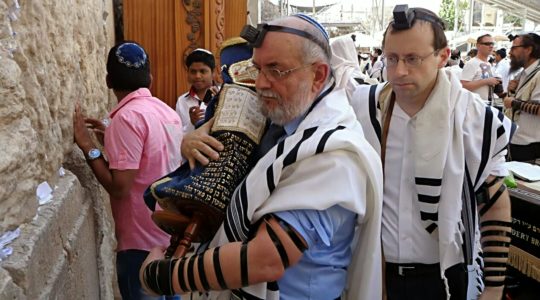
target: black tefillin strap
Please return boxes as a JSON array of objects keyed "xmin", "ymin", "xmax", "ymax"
[
  {"xmin": 240, "ymin": 242, "xmax": 249, "ymax": 286},
  {"xmin": 212, "ymin": 247, "xmax": 228, "ymax": 289},
  {"xmin": 143, "ymin": 258, "xmax": 178, "ymax": 296},
  {"xmin": 240, "ymin": 23, "xmax": 330, "ymax": 57},
  {"xmin": 476, "ymin": 177, "xmax": 507, "ymax": 216},
  {"xmin": 480, "ymin": 219, "xmax": 511, "ymax": 287},
  {"xmin": 177, "ymin": 258, "xmax": 188, "ymax": 291},
  {"xmin": 262, "ymin": 215, "xmax": 309, "ymax": 270},
  {"xmin": 197, "ymin": 253, "xmax": 211, "ymax": 291},
  {"xmin": 265, "ymin": 219, "xmax": 290, "ymax": 269},
  {"xmin": 186, "ymin": 255, "xmax": 198, "ymax": 290},
  {"xmin": 142, "ymin": 217, "xmax": 311, "ymax": 296}
]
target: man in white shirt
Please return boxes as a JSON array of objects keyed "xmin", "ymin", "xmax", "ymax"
[
  {"xmin": 461, "ymin": 34, "xmax": 502, "ymax": 101},
  {"xmin": 445, "ymin": 53, "xmax": 462, "ymax": 79},
  {"xmin": 370, "ymin": 48, "xmax": 387, "ymax": 82},
  {"xmin": 366, "ymin": 49, "xmax": 381, "ymax": 76},
  {"xmin": 493, "ymin": 48, "xmax": 511, "ymax": 93},
  {"xmin": 350, "ymin": 5, "xmax": 513, "ymax": 300},
  {"xmin": 503, "ymin": 33, "xmax": 540, "ymax": 161}
]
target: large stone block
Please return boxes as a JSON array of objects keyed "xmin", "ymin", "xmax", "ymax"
[
  {"xmin": 0, "ymin": 169, "xmax": 116, "ymax": 299},
  {"xmin": 64, "ymin": 148, "xmax": 118, "ymax": 300},
  {"xmin": 0, "ymin": 0, "xmax": 115, "ymax": 232},
  {"xmin": 0, "ymin": 267, "xmax": 24, "ymax": 299}
]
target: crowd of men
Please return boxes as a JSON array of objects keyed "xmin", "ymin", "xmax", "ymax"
[{"xmin": 72, "ymin": 4, "xmax": 540, "ymax": 300}]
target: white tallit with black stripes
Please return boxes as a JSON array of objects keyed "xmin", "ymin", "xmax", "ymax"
[
  {"xmin": 202, "ymin": 88, "xmax": 383, "ymax": 300},
  {"xmin": 350, "ymin": 68, "xmax": 515, "ymax": 299}
]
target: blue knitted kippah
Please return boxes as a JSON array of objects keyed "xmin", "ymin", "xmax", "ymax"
[{"xmin": 115, "ymin": 42, "xmax": 148, "ymax": 69}]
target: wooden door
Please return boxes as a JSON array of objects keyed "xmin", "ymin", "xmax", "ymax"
[{"xmin": 123, "ymin": 0, "xmax": 248, "ymax": 108}]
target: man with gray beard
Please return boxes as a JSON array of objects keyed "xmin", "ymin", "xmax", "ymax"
[
  {"xmin": 504, "ymin": 33, "xmax": 540, "ymax": 161},
  {"xmin": 139, "ymin": 14, "xmax": 383, "ymax": 300}
]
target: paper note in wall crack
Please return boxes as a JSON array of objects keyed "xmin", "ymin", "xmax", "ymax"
[{"xmin": 36, "ymin": 181, "xmax": 53, "ymax": 205}]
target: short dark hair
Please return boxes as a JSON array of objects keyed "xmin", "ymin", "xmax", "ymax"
[
  {"xmin": 185, "ymin": 49, "xmax": 216, "ymax": 70},
  {"xmin": 382, "ymin": 7, "xmax": 447, "ymax": 51},
  {"xmin": 496, "ymin": 48, "xmax": 507, "ymax": 59},
  {"xmin": 477, "ymin": 34, "xmax": 492, "ymax": 43},
  {"xmin": 450, "ymin": 49, "xmax": 461, "ymax": 60},
  {"xmin": 517, "ymin": 33, "xmax": 540, "ymax": 59},
  {"xmin": 374, "ymin": 48, "xmax": 382, "ymax": 56},
  {"xmin": 106, "ymin": 41, "xmax": 151, "ymax": 91}
]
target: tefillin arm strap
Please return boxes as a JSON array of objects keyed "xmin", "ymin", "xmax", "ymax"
[
  {"xmin": 477, "ymin": 176, "xmax": 511, "ymax": 287},
  {"xmin": 143, "ymin": 258, "xmax": 178, "ymax": 296},
  {"xmin": 477, "ymin": 176, "xmax": 507, "ymax": 216},
  {"xmin": 511, "ymin": 99, "xmax": 540, "ymax": 116},
  {"xmin": 480, "ymin": 220, "xmax": 511, "ymax": 286},
  {"xmin": 142, "ymin": 215, "xmax": 309, "ymax": 295}
]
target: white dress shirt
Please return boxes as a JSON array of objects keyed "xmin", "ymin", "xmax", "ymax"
[
  {"xmin": 382, "ymin": 103, "xmax": 439, "ymax": 264},
  {"xmin": 175, "ymin": 89, "xmax": 207, "ymax": 134},
  {"xmin": 493, "ymin": 58, "xmax": 511, "ymax": 92}
]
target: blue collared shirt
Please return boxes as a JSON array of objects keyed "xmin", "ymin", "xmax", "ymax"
[
  {"xmin": 274, "ymin": 208, "xmax": 356, "ymax": 300},
  {"xmin": 271, "ymin": 87, "xmax": 357, "ymax": 299}
]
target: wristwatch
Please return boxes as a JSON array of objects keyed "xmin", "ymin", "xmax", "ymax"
[{"xmin": 87, "ymin": 148, "xmax": 102, "ymax": 161}]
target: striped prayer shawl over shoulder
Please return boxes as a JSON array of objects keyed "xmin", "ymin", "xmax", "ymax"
[
  {"xmin": 203, "ymin": 89, "xmax": 383, "ymax": 300},
  {"xmin": 349, "ymin": 68, "xmax": 514, "ymax": 299}
]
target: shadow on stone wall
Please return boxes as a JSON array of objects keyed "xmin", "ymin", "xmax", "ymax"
[{"xmin": 114, "ymin": 0, "xmax": 124, "ymax": 43}]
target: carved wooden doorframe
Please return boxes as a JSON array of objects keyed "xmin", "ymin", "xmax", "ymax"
[{"xmin": 123, "ymin": 0, "xmax": 247, "ymax": 108}]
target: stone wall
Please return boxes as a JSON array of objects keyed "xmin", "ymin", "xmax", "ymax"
[
  {"xmin": 0, "ymin": 168, "xmax": 117, "ymax": 299},
  {"xmin": 0, "ymin": 0, "xmax": 117, "ymax": 298}
]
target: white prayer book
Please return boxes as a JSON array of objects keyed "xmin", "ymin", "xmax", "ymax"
[{"xmin": 504, "ymin": 161, "xmax": 540, "ymax": 182}]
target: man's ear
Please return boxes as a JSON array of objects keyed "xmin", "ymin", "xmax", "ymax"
[
  {"xmin": 311, "ymin": 62, "xmax": 330, "ymax": 93},
  {"xmin": 438, "ymin": 47, "xmax": 451, "ymax": 69},
  {"xmin": 525, "ymin": 46, "xmax": 533, "ymax": 58}
]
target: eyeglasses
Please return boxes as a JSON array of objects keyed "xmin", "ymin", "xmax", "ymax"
[
  {"xmin": 510, "ymin": 45, "xmax": 527, "ymax": 51},
  {"xmin": 478, "ymin": 42, "xmax": 495, "ymax": 46},
  {"xmin": 384, "ymin": 50, "xmax": 438, "ymax": 68},
  {"xmin": 251, "ymin": 61, "xmax": 313, "ymax": 82}
]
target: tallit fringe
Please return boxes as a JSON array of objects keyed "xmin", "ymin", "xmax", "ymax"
[
  {"xmin": 442, "ymin": 275, "xmax": 451, "ymax": 300},
  {"xmin": 508, "ymin": 246, "xmax": 540, "ymax": 282}
]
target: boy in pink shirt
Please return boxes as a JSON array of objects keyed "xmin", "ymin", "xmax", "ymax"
[{"xmin": 74, "ymin": 41, "xmax": 182, "ymax": 299}]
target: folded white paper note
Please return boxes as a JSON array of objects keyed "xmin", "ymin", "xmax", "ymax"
[{"xmin": 36, "ymin": 181, "xmax": 53, "ymax": 205}]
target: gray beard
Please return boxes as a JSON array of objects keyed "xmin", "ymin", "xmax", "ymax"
[{"xmin": 261, "ymin": 83, "xmax": 312, "ymax": 126}]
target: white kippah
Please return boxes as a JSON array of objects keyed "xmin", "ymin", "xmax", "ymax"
[{"xmin": 192, "ymin": 48, "xmax": 213, "ymax": 55}]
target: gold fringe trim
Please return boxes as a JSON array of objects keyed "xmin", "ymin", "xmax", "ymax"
[
  {"xmin": 220, "ymin": 37, "xmax": 247, "ymax": 50},
  {"xmin": 508, "ymin": 245, "xmax": 540, "ymax": 282}
]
